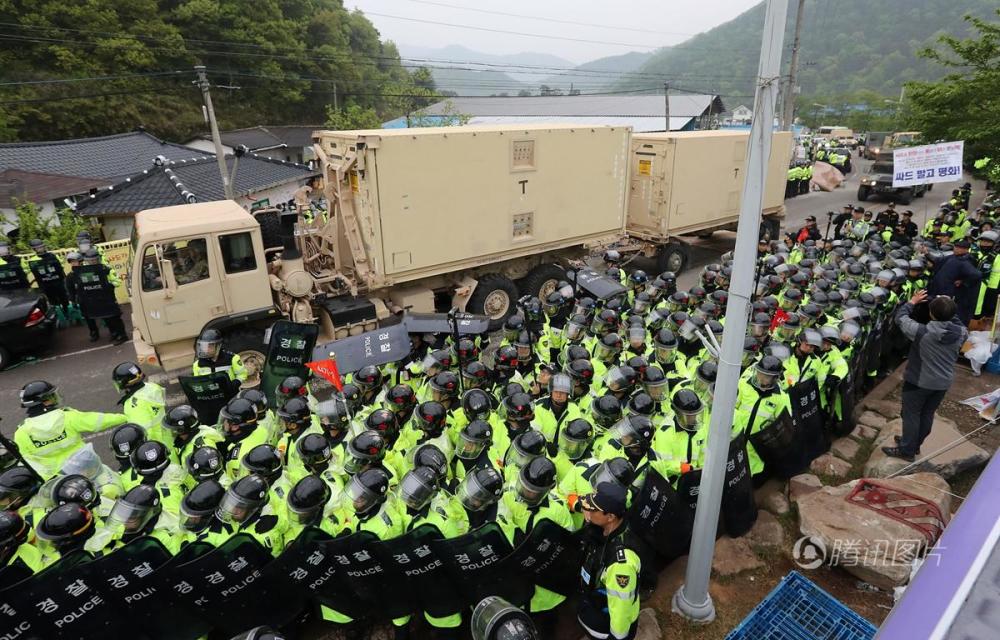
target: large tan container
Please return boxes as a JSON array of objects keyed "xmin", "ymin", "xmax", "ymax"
[
  {"xmin": 314, "ymin": 125, "xmax": 630, "ymax": 284},
  {"xmin": 626, "ymin": 130, "xmax": 792, "ymax": 238}
]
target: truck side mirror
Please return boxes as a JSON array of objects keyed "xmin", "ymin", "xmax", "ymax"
[{"xmin": 161, "ymin": 258, "xmax": 177, "ymax": 298}]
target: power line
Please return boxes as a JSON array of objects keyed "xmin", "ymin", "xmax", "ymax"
[
  {"xmin": 0, "ymin": 70, "xmax": 188, "ymax": 87},
  {"xmin": 387, "ymin": 0, "xmax": 699, "ymax": 37},
  {"xmin": 0, "ymin": 86, "xmax": 195, "ymax": 106}
]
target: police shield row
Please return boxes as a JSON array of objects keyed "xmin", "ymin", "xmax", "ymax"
[
  {"xmin": 0, "ymin": 231, "xmax": 127, "ymax": 344},
  {"xmin": 4, "ymin": 191, "xmax": 995, "ymax": 639}
]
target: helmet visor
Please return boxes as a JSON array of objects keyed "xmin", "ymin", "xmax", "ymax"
[
  {"xmin": 400, "ymin": 472, "xmax": 436, "ymax": 511},
  {"xmin": 515, "ymin": 473, "xmax": 550, "ymax": 507},
  {"xmin": 504, "ymin": 441, "xmax": 539, "ymax": 470},
  {"xmin": 643, "ymin": 378, "xmax": 668, "ymax": 401},
  {"xmin": 195, "ymin": 339, "xmax": 221, "ymax": 361},
  {"xmin": 589, "ymin": 462, "xmax": 627, "ymax": 492},
  {"xmin": 754, "ymin": 370, "xmax": 778, "ymax": 391},
  {"xmin": 456, "ymin": 472, "xmax": 498, "ymax": 512},
  {"xmin": 108, "ymin": 499, "xmax": 158, "ymax": 534},
  {"xmin": 179, "ymin": 503, "xmax": 214, "ymax": 532},
  {"xmin": 217, "ymin": 490, "xmax": 261, "ymax": 524},
  {"xmin": 347, "ymin": 475, "xmax": 381, "ymax": 515},
  {"xmin": 456, "ymin": 431, "xmax": 488, "ymax": 460},
  {"xmin": 558, "ymin": 430, "xmax": 590, "ymax": 461},
  {"xmin": 607, "ymin": 418, "xmax": 642, "ymax": 451},
  {"xmin": 288, "ymin": 501, "xmax": 325, "ymax": 526},
  {"xmin": 655, "ymin": 344, "xmax": 676, "ymax": 364}
]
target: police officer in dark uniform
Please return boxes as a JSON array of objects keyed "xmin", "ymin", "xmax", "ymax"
[
  {"xmin": 576, "ymin": 482, "xmax": 641, "ymax": 640},
  {"xmin": 0, "ymin": 241, "xmax": 29, "ymax": 292},
  {"xmin": 68, "ymin": 249, "xmax": 126, "ymax": 344},
  {"xmin": 25, "ymin": 239, "xmax": 70, "ymax": 317}
]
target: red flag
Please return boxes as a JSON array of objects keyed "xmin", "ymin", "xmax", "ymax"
[
  {"xmin": 770, "ymin": 308, "xmax": 789, "ymax": 332},
  {"xmin": 306, "ymin": 358, "xmax": 343, "ymax": 391}
]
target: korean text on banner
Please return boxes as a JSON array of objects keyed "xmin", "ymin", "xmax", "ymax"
[{"xmin": 892, "ymin": 141, "xmax": 964, "ymax": 188}]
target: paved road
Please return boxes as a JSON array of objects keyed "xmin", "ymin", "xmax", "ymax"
[{"xmin": 0, "ymin": 153, "xmax": 983, "ymax": 437}]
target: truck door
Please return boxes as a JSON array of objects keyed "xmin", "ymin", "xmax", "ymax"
[
  {"xmin": 628, "ymin": 144, "xmax": 669, "ymax": 236},
  {"xmin": 137, "ymin": 236, "xmax": 227, "ymax": 346}
]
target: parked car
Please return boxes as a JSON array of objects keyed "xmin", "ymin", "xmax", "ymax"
[{"xmin": 0, "ymin": 290, "xmax": 56, "ymax": 368}]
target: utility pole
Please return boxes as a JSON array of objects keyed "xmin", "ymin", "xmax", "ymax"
[
  {"xmin": 672, "ymin": 0, "xmax": 788, "ymax": 624},
  {"xmin": 195, "ymin": 65, "xmax": 234, "ymax": 200},
  {"xmin": 664, "ymin": 82, "xmax": 670, "ymax": 131},
  {"xmin": 333, "ymin": 83, "xmax": 338, "ymax": 112},
  {"xmin": 781, "ymin": 0, "xmax": 805, "ymax": 130}
]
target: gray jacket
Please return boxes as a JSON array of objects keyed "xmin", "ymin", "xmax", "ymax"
[{"xmin": 895, "ymin": 303, "xmax": 967, "ymax": 390}]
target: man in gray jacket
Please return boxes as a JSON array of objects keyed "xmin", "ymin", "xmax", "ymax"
[{"xmin": 882, "ymin": 291, "xmax": 968, "ymax": 462}]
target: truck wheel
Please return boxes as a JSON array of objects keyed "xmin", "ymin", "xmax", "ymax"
[
  {"xmin": 898, "ymin": 189, "xmax": 913, "ymax": 205},
  {"xmin": 916, "ymin": 185, "xmax": 926, "ymax": 198},
  {"xmin": 0, "ymin": 345, "xmax": 10, "ymax": 371},
  {"xmin": 468, "ymin": 274, "xmax": 519, "ymax": 331},
  {"xmin": 225, "ymin": 329, "xmax": 267, "ymax": 389},
  {"xmin": 521, "ymin": 264, "xmax": 566, "ymax": 301},
  {"xmin": 656, "ymin": 243, "xmax": 688, "ymax": 275},
  {"xmin": 254, "ymin": 211, "xmax": 283, "ymax": 252},
  {"xmin": 857, "ymin": 186, "xmax": 870, "ymax": 202}
]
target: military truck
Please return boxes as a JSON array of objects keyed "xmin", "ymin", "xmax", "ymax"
[
  {"xmin": 128, "ymin": 125, "xmax": 791, "ymax": 375},
  {"xmin": 857, "ymin": 150, "xmax": 929, "ymax": 204}
]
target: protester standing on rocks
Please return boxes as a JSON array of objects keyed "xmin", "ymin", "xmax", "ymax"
[{"xmin": 882, "ymin": 291, "xmax": 968, "ymax": 462}]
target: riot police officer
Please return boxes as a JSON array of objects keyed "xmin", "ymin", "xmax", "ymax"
[
  {"xmin": 0, "ymin": 241, "xmax": 29, "ymax": 292},
  {"xmin": 70, "ymin": 248, "xmax": 126, "ymax": 344},
  {"xmin": 114, "ymin": 362, "xmax": 167, "ymax": 433},
  {"xmin": 192, "ymin": 328, "xmax": 248, "ymax": 383},
  {"xmin": 24, "ymin": 239, "xmax": 70, "ymax": 319}
]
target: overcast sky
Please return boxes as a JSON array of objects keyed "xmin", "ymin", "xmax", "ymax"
[{"xmin": 348, "ymin": 0, "xmax": 763, "ymax": 64}]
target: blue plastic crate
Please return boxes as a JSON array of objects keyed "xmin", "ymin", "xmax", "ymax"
[{"xmin": 726, "ymin": 571, "xmax": 878, "ymax": 640}]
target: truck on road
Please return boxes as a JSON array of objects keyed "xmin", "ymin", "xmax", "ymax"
[
  {"xmin": 857, "ymin": 150, "xmax": 930, "ymax": 205},
  {"xmin": 128, "ymin": 125, "xmax": 791, "ymax": 376}
]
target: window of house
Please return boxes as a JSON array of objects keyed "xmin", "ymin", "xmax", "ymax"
[{"xmin": 219, "ymin": 232, "xmax": 257, "ymax": 273}]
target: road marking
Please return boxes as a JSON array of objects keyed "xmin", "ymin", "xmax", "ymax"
[{"xmin": 33, "ymin": 341, "xmax": 133, "ymax": 363}]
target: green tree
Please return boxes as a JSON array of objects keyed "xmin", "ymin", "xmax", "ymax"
[
  {"xmin": 906, "ymin": 9, "xmax": 1000, "ymax": 170},
  {"xmin": 1, "ymin": 201, "xmax": 98, "ymax": 252},
  {"xmin": 324, "ymin": 104, "xmax": 382, "ymax": 130}
]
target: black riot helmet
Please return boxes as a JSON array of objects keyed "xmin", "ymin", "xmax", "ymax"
[
  {"xmin": 220, "ymin": 397, "xmax": 259, "ymax": 442},
  {"xmin": 462, "ymin": 388, "xmax": 493, "ymax": 421},
  {"xmin": 671, "ymin": 389, "xmax": 703, "ymax": 430},
  {"xmin": 414, "ymin": 401, "xmax": 447, "ymax": 436},
  {"xmin": 277, "ymin": 397, "xmax": 312, "ymax": 436},
  {"xmin": 339, "ymin": 383, "xmax": 363, "ymax": 415},
  {"xmin": 130, "ymin": 441, "xmax": 170, "ymax": 479},
  {"xmin": 753, "ymin": 355, "xmax": 783, "ymax": 392},
  {"xmin": 238, "ymin": 388, "xmax": 269, "ymax": 422},
  {"xmin": 413, "ymin": 443, "xmax": 449, "ymax": 482},
  {"xmin": 505, "ymin": 430, "xmax": 547, "ymax": 471},
  {"xmin": 50, "ymin": 474, "xmax": 99, "ymax": 510},
  {"xmin": 344, "ymin": 430, "xmax": 387, "ymax": 475},
  {"xmin": 0, "ymin": 466, "xmax": 41, "ymax": 510},
  {"xmin": 276, "ymin": 375, "xmax": 308, "ymax": 406},
  {"xmin": 287, "ymin": 475, "xmax": 331, "ymax": 526},
  {"xmin": 627, "ymin": 391, "xmax": 655, "ymax": 417},
  {"xmin": 162, "ymin": 405, "xmax": 200, "ymax": 436},
  {"xmin": 457, "ymin": 419, "xmax": 493, "ymax": 461},
  {"xmin": 456, "ymin": 338, "xmax": 480, "ymax": 362},
  {"xmin": 110, "ymin": 423, "xmax": 146, "ymax": 467},
  {"xmin": 296, "ymin": 433, "xmax": 333, "ymax": 472},
  {"xmin": 456, "ymin": 467, "xmax": 504, "ymax": 513},
  {"xmin": 354, "ymin": 365, "xmax": 383, "ymax": 396},
  {"xmin": 36, "ymin": 504, "xmax": 96, "ymax": 551},
  {"xmin": 592, "ymin": 394, "xmax": 623, "ymax": 430},
  {"xmin": 347, "ymin": 467, "xmax": 391, "ymax": 517},
  {"xmin": 503, "ymin": 393, "xmax": 535, "ymax": 432},
  {"xmin": 516, "ymin": 457, "xmax": 556, "ymax": 507},
  {"xmin": 20, "ymin": 380, "xmax": 60, "ymax": 415},
  {"xmin": 179, "ymin": 480, "xmax": 225, "ymax": 532},
  {"xmin": 195, "ymin": 328, "xmax": 223, "ymax": 361},
  {"xmin": 558, "ymin": 418, "xmax": 594, "ymax": 461},
  {"xmin": 606, "ymin": 415, "xmax": 653, "ymax": 459},
  {"xmin": 108, "ymin": 484, "xmax": 162, "ymax": 535},
  {"xmin": 185, "ymin": 446, "xmax": 223, "ymax": 482},
  {"xmin": 386, "ymin": 384, "xmax": 418, "ymax": 420},
  {"xmin": 642, "ymin": 365, "xmax": 667, "ymax": 401},
  {"xmin": 217, "ymin": 474, "xmax": 269, "ymax": 524},
  {"xmin": 365, "ymin": 409, "xmax": 400, "ymax": 442},
  {"xmin": 430, "ymin": 371, "xmax": 460, "ymax": 404},
  {"xmin": 241, "ymin": 444, "xmax": 283, "ymax": 485},
  {"xmin": 462, "ymin": 361, "xmax": 492, "ymax": 389},
  {"xmin": 590, "ymin": 457, "xmax": 636, "ymax": 490},
  {"xmin": 0, "ymin": 510, "xmax": 30, "ymax": 552},
  {"xmin": 400, "ymin": 466, "xmax": 439, "ymax": 512},
  {"xmin": 112, "ymin": 362, "xmax": 146, "ymax": 396},
  {"xmin": 316, "ymin": 398, "xmax": 351, "ymax": 441}
]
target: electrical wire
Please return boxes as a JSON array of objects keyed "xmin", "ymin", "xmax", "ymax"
[{"xmin": 0, "ymin": 70, "xmax": 188, "ymax": 87}]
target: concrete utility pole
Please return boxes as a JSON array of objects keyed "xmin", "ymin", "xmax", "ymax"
[
  {"xmin": 672, "ymin": 0, "xmax": 789, "ymax": 624},
  {"xmin": 664, "ymin": 82, "xmax": 670, "ymax": 131},
  {"xmin": 195, "ymin": 65, "xmax": 234, "ymax": 200},
  {"xmin": 782, "ymin": 0, "xmax": 806, "ymax": 130}
]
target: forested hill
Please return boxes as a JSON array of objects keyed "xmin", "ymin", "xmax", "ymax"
[
  {"xmin": 618, "ymin": 0, "xmax": 999, "ymax": 98},
  {"xmin": 0, "ymin": 0, "xmax": 434, "ymax": 142}
]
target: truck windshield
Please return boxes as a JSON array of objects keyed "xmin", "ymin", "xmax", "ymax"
[{"xmin": 872, "ymin": 162, "xmax": 894, "ymax": 174}]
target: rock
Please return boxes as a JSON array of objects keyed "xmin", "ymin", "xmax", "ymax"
[
  {"xmin": 635, "ymin": 608, "xmax": 661, "ymax": 640},
  {"xmin": 858, "ymin": 411, "xmax": 889, "ymax": 430},
  {"xmin": 745, "ymin": 510, "xmax": 784, "ymax": 547},
  {"xmin": 851, "ymin": 425, "xmax": 879, "ymax": 441},
  {"xmin": 810, "ymin": 453, "xmax": 853, "ymax": 479},
  {"xmin": 864, "ymin": 417, "xmax": 990, "ymax": 479},
  {"xmin": 831, "ymin": 437, "xmax": 861, "ymax": 461},
  {"xmin": 754, "ymin": 478, "xmax": 788, "ymax": 516},
  {"xmin": 797, "ymin": 473, "xmax": 952, "ymax": 590},
  {"xmin": 789, "ymin": 473, "xmax": 823, "ymax": 503},
  {"xmin": 712, "ymin": 536, "xmax": 764, "ymax": 576},
  {"xmin": 863, "ymin": 398, "xmax": 902, "ymax": 420}
]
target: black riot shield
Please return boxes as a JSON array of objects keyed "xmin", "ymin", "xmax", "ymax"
[
  {"xmin": 144, "ymin": 541, "xmax": 215, "ymax": 639},
  {"xmin": 312, "ymin": 323, "xmax": 411, "ymax": 376},
  {"xmin": 164, "ymin": 534, "xmax": 274, "ymax": 636},
  {"xmin": 748, "ymin": 412, "xmax": 804, "ymax": 479},
  {"xmin": 29, "ymin": 254, "xmax": 65, "ymax": 288},
  {"xmin": 628, "ymin": 468, "xmax": 692, "ymax": 562},
  {"xmin": 789, "ymin": 378, "xmax": 828, "ymax": 466},
  {"xmin": 499, "ymin": 520, "xmax": 582, "ymax": 596},
  {"xmin": 431, "ymin": 522, "xmax": 528, "ymax": 609},
  {"xmin": 370, "ymin": 524, "xmax": 463, "ymax": 618},
  {"xmin": 86, "ymin": 536, "xmax": 175, "ymax": 640},
  {"xmin": 568, "ymin": 268, "xmax": 628, "ymax": 301},
  {"xmin": 31, "ymin": 550, "xmax": 127, "ymax": 639},
  {"xmin": 403, "ymin": 312, "xmax": 490, "ymax": 336},
  {"xmin": 76, "ymin": 263, "xmax": 120, "ymax": 318},
  {"xmin": 317, "ymin": 530, "xmax": 405, "ymax": 621},
  {"xmin": 828, "ymin": 373, "xmax": 857, "ymax": 438},
  {"xmin": 0, "ymin": 259, "xmax": 29, "ymax": 291},
  {"xmin": 255, "ymin": 526, "xmax": 337, "ymax": 627},
  {"xmin": 178, "ymin": 372, "xmax": 236, "ymax": 426},
  {"xmin": 720, "ymin": 432, "xmax": 758, "ymax": 538},
  {"xmin": 260, "ymin": 321, "xmax": 320, "ymax": 410},
  {"xmin": 0, "ymin": 552, "xmax": 74, "ymax": 640}
]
